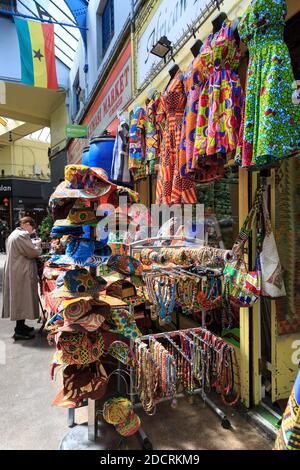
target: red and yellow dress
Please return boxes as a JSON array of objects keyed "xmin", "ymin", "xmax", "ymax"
[{"xmin": 156, "ymin": 70, "xmax": 197, "ymax": 205}]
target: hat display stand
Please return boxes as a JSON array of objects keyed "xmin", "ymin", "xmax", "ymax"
[{"xmin": 42, "ymin": 165, "xmax": 145, "ymax": 450}]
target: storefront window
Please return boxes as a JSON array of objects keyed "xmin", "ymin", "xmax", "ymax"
[
  {"xmin": 0, "ymin": 0, "xmax": 16, "ymax": 16},
  {"xmin": 102, "ymin": 0, "xmax": 114, "ymax": 56}
]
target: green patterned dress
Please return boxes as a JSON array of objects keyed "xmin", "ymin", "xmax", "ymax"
[{"xmin": 236, "ymin": 0, "xmax": 300, "ymax": 168}]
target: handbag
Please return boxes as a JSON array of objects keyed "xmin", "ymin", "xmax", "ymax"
[
  {"xmin": 224, "ymin": 189, "xmax": 262, "ymax": 308},
  {"xmin": 259, "ymin": 191, "xmax": 286, "ymax": 298}
]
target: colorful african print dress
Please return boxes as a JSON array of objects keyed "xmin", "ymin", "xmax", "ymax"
[
  {"xmin": 274, "ymin": 368, "xmax": 300, "ymax": 450},
  {"xmin": 194, "ymin": 19, "xmax": 243, "ymax": 182},
  {"xmin": 145, "ymin": 92, "xmax": 160, "ymax": 175},
  {"xmin": 156, "ymin": 70, "xmax": 197, "ymax": 205},
  {"xmin": 179, "ymin": 54, "xmax": 204, "ymax": 175},
  {"xmin": 129, "ymin": 106, "xmax": 147, "ymax": 181},
  {"xmin": 236, "ymin": 0, "xmax": 300, "ymax": 168}
]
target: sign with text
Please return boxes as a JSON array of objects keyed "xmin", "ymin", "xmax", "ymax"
[
  {"xmin": 66, "ymin": 124, "xmax": 88, "ymax": 138},
  {"xmin": 137, "ymin": 0, "xmax": 211, "ymax": 87},
  {"xmin": 68, "ymin": 41, "xmax": 132, "ymax": 163}
]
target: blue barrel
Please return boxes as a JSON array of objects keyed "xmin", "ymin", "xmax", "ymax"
[
  {"xmin": 89, "ymin": 135, "xmax": 115, "ymax": 181},
  {"xmin": 82, "ymin": 145, "xmax": 90, "ymax": 165}
]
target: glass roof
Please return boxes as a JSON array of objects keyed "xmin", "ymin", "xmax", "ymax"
[{"xmin": 16, "ymin": 0, "xmax": 85, "ymax": 68}]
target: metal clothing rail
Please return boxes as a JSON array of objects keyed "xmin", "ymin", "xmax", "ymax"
[{"xmin": 131, "ymin": 326, "xmax": 233, "ymax": 449}]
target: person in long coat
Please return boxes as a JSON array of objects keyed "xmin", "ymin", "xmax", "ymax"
[{"xmin": 2, "ymin": 216, "xmax": 42, "ymax": 340}]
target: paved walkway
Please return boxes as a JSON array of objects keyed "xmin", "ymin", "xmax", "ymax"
[{"xmin": 0, "ymin": 254, "xmax": 273, "ymax": 450}]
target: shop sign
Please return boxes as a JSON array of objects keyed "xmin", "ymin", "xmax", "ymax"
[
  {"xmin": 0, "ymin": 184, "xmax": 11, "ymax": 192},
  {"xmin": 137, "ymin": 0, "xmax": 212, "ymax": 87},
  {"xmin": 66, "ymin": 124, "xmax": 88, "ymax": 138},
  {"xmin": 68, "ymin": 42, "xmax": 132, "ymax": 163},
  {"xmin": 0, "ymin": 182, "xmax": 12, "ymax": 196}
]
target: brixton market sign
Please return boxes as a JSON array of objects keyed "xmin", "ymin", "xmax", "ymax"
[
  {"xmin": 68, "ymin": 42, "xmax": 132, "ymax": 163},
  {"xmin": 137, "ymin": 0, "xmax": 212, "ymax": 87}
]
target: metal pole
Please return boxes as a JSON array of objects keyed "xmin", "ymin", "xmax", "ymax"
[{"xmin": 0, "ymin": 9, "xmax": 88, "ymax": 30}]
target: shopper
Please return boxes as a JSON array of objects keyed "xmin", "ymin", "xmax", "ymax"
[{"xmin": 1, "ymin": 216, "xmax": 42, "ymax": 340}]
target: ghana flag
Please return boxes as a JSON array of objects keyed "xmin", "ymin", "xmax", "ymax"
[{"xmin": 15, "ymin": 17, "xmax": 58, "ymax": 90}]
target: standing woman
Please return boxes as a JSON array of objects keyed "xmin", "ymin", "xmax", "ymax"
[{"xmin": 2, "ymin": 216, "xmax": 42, "ymax": 340}]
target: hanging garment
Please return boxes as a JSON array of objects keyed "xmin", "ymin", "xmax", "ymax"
[
  {"xmin": 145, "ymin": 92, "xmax": 160, "ymax": 176},
  {"xmin": 156, "ymin": 70, "xmax": 197, "ymax": 205},
  {"xmin": 129, "ymin": 106, "xmax": 147, "ymax": 181},
  {"xmin": 179, "ymin": 54, "xmax": 204, "ymax": 175},
  {"xmin": 111, "ymin": 118, "xmax": 132, "ymax": 184},
  {"xmin": 194, "ymin": 19, "xmax": 243, "ymax": 181},
  {"xmin": 236, "ymin": 0, "xmax": 300, "ymax": 168}
]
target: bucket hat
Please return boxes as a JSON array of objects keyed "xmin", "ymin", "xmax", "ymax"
[
  {"xmin": 54, "ymin": 207, "xmax": 98, "ymax": 227},
  {"xmin": 51, "ymin": 268, "xmax": 102, "ymax": 299},
  {"xmin": 57, "ymin": 298, "xmax": 109, "ymax": 333},
  {"xmin": 107, "ymin": 254, "xmax": 143, "ymax": 276},
  {"xmin": 103, "ymin": 397, "xmax": 140, "ymax": 437},
  {"xmin": 115, "ymin": 410, "xmax": 141, "ymax": 437},
  {"xmin": 108, "ymin": 341, "xmax": 135, "ymax": 366},
  {"xmin": 49, "ymin": 181, "xmax": 99, "ymax": 202},
  {"xmin": 49, "ymin": 238, "xmax": 112, "ymax": 267},
  {"xmin": 54, "ymin": 330, "xmax": 105, "ymax": 365},
  {"xmin": 52, "ymin": 362, "xmax": 108, "ymax": 408},
  {"xmin": 106, "ymin": 280, "xmax": 145, "ymax": 306},
  {"xmin": 109, "ymin": 308, "xmax": 141, "ymax": 340}
]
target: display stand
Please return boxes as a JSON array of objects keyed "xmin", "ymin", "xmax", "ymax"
[
  {"xmin": 130, "ymin": 327, "xmax": 233, "ymax": 450},
  {"xmin": 127, "ymin": 238, "xmax": 233, "ymax": 449}
]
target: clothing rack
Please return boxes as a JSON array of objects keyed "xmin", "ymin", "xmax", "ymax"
[{"xmin": 130, "ymin": 326, "xmax": 236, "ymax": 448}]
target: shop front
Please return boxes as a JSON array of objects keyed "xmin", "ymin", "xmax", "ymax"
[
  {"xmin": 128, "ymin": 0, "xmax": 300, "ymax": 416},
  {"xmin": 0, "ymin": 178, "xmax": 50, "ymax": 231},
  {"xmin": 67, "ymin": 40, "xmax": 132, "ymax": 167}
]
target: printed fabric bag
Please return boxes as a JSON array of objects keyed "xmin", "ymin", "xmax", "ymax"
[
  {"xmin": 224, "ymin": 189, "xmax": 262, "ymax": 307},
  {"xmin": 259, "ymin": 191, "xmax": 286, "ymax": 298}
]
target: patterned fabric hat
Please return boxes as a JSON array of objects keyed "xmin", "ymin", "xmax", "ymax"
[
  {"xmin": 52, "ymin": 362, "xmax": 108, "ymax": 408},
  {"xmin": 54, "ymin": 207, "xmax": 98, "ymax": 227},
  {"xmin": 49, "ymin": 239, "xmax": 112, "ymax": 268},
  {"xmin": 107, "ymin": 254, "xmax": 143, "ymax": 276},
  {"xmin": 115, "ymin": 410, "xmax": 141, "ymax": 437},
  {"xmin": 103, "ymin": 396, "xmax": 131, "ymax": 424},
  {"xmin": 51, "ymin": 268, "xmax": 101, "ymax": 298},
  {"xmin": 103, "ymin": 397, "xmax": 140, "ymax": 437},
  {"xmin": 54, "ymin": 330, "xmax": 105, "ymax": 365},
  {"xmin": 108, "ymin": 341, "xmax": 134, "ymax": 366},
  {"xmin": 58, "ymin": 299, "xmax": 108, "ymax": 333},
  {"xmin": 109, "ymin": 308, "xmax": 141, "ymax": 340},
  {"xmin": 106, "ymin": 280, "xmax": 145, "ymax": 306},
  {"xmin": 65, "ymin": 164, "xmax": 112, "ymax": 196},
  {"xmin": 49, "ymin": 181, "xmax": 100, "ymax": 202}
]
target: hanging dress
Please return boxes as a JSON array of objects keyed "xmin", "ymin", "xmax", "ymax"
[
  {"xmin": 145, "ymin": 92, "xmax": 160, "ymax": 176},
  {"xmin": 129, "ymin": 106, "xmax": 147, "ymax": 181},
  {"xmin": 236, "ymin": 0, "xmax": 300, "ymax": 168},
  {"xmin": 194, "ymin": 19, "xmax": 243, "ymax": 181},
  {"xmin": 179, "ymin": 54, "xmax": 204, "ymax": 175},
  {"xmin": 111, "ymin": 118, "xmax": 132, "ymax": 184},
  {"xmin": 156, "ymin": 70, "xmax": 197, "ymax": 205}
]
